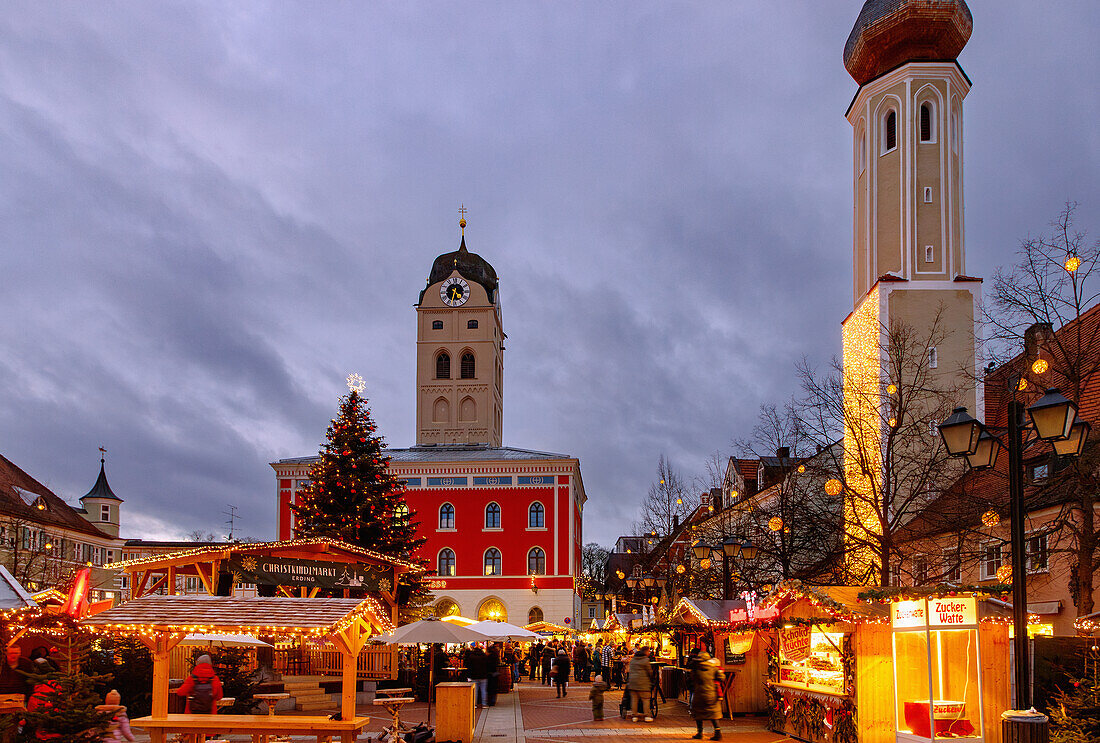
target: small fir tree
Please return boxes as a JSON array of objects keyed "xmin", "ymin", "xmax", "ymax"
[
  {"xmin": 292, "ymin": 388, "xmax": 429, "ymax": 618},
  {"xmin": 1049, "ymin": 648, "xmax": 1100, "ymax": 743}
]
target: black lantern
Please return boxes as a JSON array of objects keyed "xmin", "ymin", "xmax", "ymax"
[
  {"xmin": 739, "ymin": 541, "xmax": 758, "ymax": 560},
  {"xmin": 1053, "ymin": 416, "xmax": 1091, "ymax": 457},
  {"xmin": 722, "ymin": 536, "xmax": 742, "ymax": 558},
  {"xmin": 1027, "ymin": 388, "xmax": 1077, "ymax": 441},
  {"xmin": 966, "ymin": 430, "xmax": 1001, "ymax": 470},
  {"xmin": 939, "ymin": 406, "xmax": 982, "ymax": 456},
  {"xmin": 691, "ymin": 540, "xmax": 713, "ymax": 561}
]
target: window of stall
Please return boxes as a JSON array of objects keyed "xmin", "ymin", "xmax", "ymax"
[
  {"xmin": 891, "ymin": 598, "xmax": 983, "ymax": 742},
  {"xmin": 777, "ymin": 625, "xmax": 846, "ymax": 694}
]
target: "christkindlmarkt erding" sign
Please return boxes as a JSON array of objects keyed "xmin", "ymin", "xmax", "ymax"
[{"xmin": 226, "ymin": 555, "xmax": 394, "ymax": 592}]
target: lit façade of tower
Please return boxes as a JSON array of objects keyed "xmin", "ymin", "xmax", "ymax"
[
  {"xmin": 415, "ymin": 216, "xmax": 505, "ymax": 446},
  {"xmin": 841, "ymin": 0, "xmax": 981, "ymax": 582}
]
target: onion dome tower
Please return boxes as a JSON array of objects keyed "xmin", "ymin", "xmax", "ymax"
[
  {"xmin": 79, "ymin": 451, "xmax": 123, "ymax": 538},
  {"xmin": 415, "ymin": 212, "xmax": 505, "ymax": 446},
  {"xmin": 840, "ymin": 0, "xmax": 981, "ymax": 582}
]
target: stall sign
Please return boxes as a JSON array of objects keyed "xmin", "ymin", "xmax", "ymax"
[
  {"xmin": 725, "ymin": 634, "xmax": 753, "ymax": 665},
  {"xmin": 892, "ymin": 600, "xmax": 927, "ymax": 628},
  {"xmin": 928, "ymin": 597, "xmax": 976, "ymax": 627},
  {"xmin": 780, "ymin": 625, "xmax": 812, "ymax": 663},
  {"xmin": 226, "ymin": 556, "xmax": 393, "ymax": 591}
]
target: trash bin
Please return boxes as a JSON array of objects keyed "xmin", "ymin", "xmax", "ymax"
[
  {"xmin": 436, "ymin": 682, "xmax": 476, "ymax": 743},
  {"xmin": 497, "ymin": 665, "xmax": 512, "ymax": 693},
  {"xmin": 659, "ymin": 665, "xmax": 679, "ymax": 700},
  {"xmin": 1001, "ymin": 711, "xmax": 1050, "ymax": 743}
]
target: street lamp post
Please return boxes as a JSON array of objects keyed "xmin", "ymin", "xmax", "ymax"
[
  {"xmin": 692, "ymin": 538, "xmax": 757, "ymax": 600},
  {"xmin": 939, "ymin": 387, "xmax": 1087, "ymax": 710}
]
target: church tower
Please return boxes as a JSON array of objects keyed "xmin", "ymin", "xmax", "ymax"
[
  {"xmin": 415, "ymin": 215, "xmax": 505, "ymax": 446},
  {"xmin": 841, "ymin": 0, "xmax": 981, "ymax": 581}
]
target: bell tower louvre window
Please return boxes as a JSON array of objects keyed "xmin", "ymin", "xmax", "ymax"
[
  {"xmin": 884, "ymin": 110, "xmax": 897, "ymax": 152},
  {"xmin": 460, "ymin": 353, "xmax": 475, "ymax": 379},
  {"xmin": 920, "ymin": 103, "xmax": 932, "ymax": 142},
  {"xmin": 436, "ymin": 352, "xmax": 450, "ymax": 379}
]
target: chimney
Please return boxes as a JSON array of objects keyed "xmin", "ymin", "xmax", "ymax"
[
  {"xmin": 673, "ymin": 514, "xmax": 680, "ymax": 531},
  {"xmin": 776, "ymin": 447, "xmax": 790, "ymax": 459}
]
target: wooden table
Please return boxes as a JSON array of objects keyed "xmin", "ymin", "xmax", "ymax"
[
  {"xmin": 372, "ymin": 696, "xmax": 415, "ymax": 736},
  {"xmin": 131, "ymin": 713, "xmax": 370, "ymax": 743},
  {"xmin": 253, "ymin": 692, "xmax": 291, "ymax": 716},
  {"xmin": 375, "ymin": 687, "xmax": 413, "ymax": 699}
]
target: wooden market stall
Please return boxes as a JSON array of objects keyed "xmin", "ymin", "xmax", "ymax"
[
  {"xmin": 113, "ymin": 537, "xmax": 423, "ymax": 680},
  {"xmin": 82, "ymin": 594, "xmax": 394, "ymax": 743},
  {"xmin": 670, "ymin": 598, "xmax": 772, "ymax": 716},
  {"xmin": 759, "ymin": 582, "xmax": 1010, "ymax": 743}
]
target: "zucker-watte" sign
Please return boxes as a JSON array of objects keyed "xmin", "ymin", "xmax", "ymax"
[{"xmin": 226, "ymin": 555, "xmax": 394, "ymax": 592}]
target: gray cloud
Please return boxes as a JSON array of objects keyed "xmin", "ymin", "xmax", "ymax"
[{"xmin": 0, "ymin": 2, "xmax": 1097, "ymax": 545}]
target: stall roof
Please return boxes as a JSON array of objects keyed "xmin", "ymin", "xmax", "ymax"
[
  {"xmin": 112, "ymin": 537, "xmax": 425, "ymax": 573},
  {"xmin": 764, "ymin": 583, "xmax": 890, "ymax": 623},
  {"xmin": 671, "ymin": 598, "xmax": 746, "ymax": 626},
  {"xmin": 0, "ymin": 566, "xmax": 36, "ymax": 612},
  {"xmin": 82, "ymin": 594, "xmax": 394, "ymax": 637}
]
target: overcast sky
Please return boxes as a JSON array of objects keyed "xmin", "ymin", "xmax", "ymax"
[{"xmin": 1, "ymin": 2, "xmax": 1097, "ymax": 548}]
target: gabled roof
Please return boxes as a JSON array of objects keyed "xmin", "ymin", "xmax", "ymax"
[
  {"xmin": 0, "ymin": 454, "xmax": 110, "ymax": 539},
  {"xmin": 82, "ymin": 594, "xmax": 393, "ymax": 636},
  {"xmin": 0, "ymin": 565, "xmax": 37, "ymax": 612}
]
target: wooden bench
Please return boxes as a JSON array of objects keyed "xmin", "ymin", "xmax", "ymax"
[{"xmin": 131, "ymin": 713, "xmax": 370, "ymax": 743}]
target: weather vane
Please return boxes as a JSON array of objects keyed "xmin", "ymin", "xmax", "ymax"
[{"xmin": 346, "ymin": 373, "xmax": 366, "ymax": 394}]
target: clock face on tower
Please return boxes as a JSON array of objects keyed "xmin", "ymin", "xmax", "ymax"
[{"xmin": 440, "ymin": 276, "xmax": 470, "ymax": 307}]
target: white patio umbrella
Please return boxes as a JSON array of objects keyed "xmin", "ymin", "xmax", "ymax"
[
  {"xmin": 369, "ymin": 617, "xmax": 495, "ymax": 723},
  {"xmin": 180, "ymin": 633, "xmax": 273, "ymax": 648},
  {"xmin": 464, "ymin": 620, "xmax": 539, "ymax": 641}
]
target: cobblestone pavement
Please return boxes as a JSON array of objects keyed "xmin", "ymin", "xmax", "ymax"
[{"xmin": 128, "ymin": 679, "xmax": 793, "ymax": 742}]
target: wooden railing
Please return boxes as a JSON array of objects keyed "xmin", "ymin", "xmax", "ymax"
[{"xmin": 273, "ymin": 645, "xmax": 397, "ymax": 680}]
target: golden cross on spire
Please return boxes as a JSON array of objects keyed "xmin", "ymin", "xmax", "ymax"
[{"xmin": 458, "ymin": 204, "xmax": 467, "ymax": 235}]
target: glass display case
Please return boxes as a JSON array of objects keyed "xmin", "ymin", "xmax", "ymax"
[
  {"xmin": 777, "ymin": 627, "xmax": 846, "ymax": 694},
  {"xmin": 891, "ymin": 598, "xmax": 983, "ymax": 742}
]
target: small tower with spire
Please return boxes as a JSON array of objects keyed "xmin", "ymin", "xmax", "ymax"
[{"xmin": 79, "ymin": 448, "xmax": 123, "ymax": 538}]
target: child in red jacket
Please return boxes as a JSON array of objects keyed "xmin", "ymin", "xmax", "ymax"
[{"xmin": 176, "ymin": 655, "xmax": 223, "ymax": 714}]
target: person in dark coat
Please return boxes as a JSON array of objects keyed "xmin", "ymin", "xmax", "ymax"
[
  {"xmin": 528, "ymin": 642, "xmax": 542, "ymax": 681},
  {"xmin": 625, "ymin": 646, "xmax": 653, "ymax": 722},
  {"xmin": 465, "ymin": 646, "xmax": 490, "ymax": 708},
  {"xmin": 487, "ymin": 644, "xmax": 501, "ymax": 707},
  {"xmin": 552, "ymin": 649, "xmax": 571, "ymax": 698},
  {"xmin": 541, "ymin": 644, "xmax": 555, "ymax": 686},
  {"xmin": 0, "ymin": 645, "xmax": 34, "ymax": 700},
  {"xmin": 689, "ymin": 652, "xmax": 725, "ymax": 740}
]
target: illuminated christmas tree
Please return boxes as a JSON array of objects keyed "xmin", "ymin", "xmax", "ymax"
[{"xmin": 292, "ymin": 380, "xmax": 429, "ymax": 618}]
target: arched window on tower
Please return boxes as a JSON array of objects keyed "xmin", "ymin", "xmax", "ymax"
[
  {"xmin": 436, "ymin": 352, "xmax": 450, "ymax": 379},
  {"xmin": 527, "ymin": 547, "xmax": 546, "ymax": 575},
  {"xmin": 438, "ymin": 548, "xmax": 456, "ymax": 577},
  {"xmin": 529, "ymin": 502, "xmax": 544, "ymax": 528},
  {"xmin": 920, "ymin": 103, "xmax": 933, "ymax": 142},
  {"xmin": 439, "ymin": 503, "xmax": 455, "ymax": 529},
  {"xmin": 467, "ymin": 319, "xmax": 478, "ymax": 329},
  {"xmin": 528, "ymin": 606, "xmax": 543, "ymax": 624},
  {"xmin": 461, "ymin": 353, "xmax": 475, "ymax": 379},
  {"xmin": 485, "ymin": 502, "xmax": 501, "ymax": 529},
  {"xmin": 883, "ymin": 110, "xmax": 897, "ymax": 153},
  {"xmin": 432, "ymin": 320, "xmax": 443, "ymax": 330},
  {"xmin": 484, "ymin": 548, "xmax": 502, "ymax": 575}
]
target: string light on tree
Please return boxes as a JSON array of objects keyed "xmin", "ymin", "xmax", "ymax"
[
  {"xmin": 1065, "ymin": 255, "xmax": 1081, "ymax": 272},
  {"xmin": 1031, "ymin": 359, "xmax": 1049, "ymax": 375},
  {"xmin": 982, "ymin": 510, "xmax": 1000, "ymax": 528}
]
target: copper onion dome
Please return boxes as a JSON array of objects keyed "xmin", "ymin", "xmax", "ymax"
[
  {"xmin": 844, "ymin": 0, "xmax": 973, "ymax": 85},
  {"xmin": 423, "ymin": 236, "xmax": 499, "ymax": 304}
]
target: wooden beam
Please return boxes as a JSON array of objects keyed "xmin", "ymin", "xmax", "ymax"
[
  {"xmin": 277, "ymin": 586, "xmax": 295, "ymax": 598},
  {"xmin": 134, "ymin": 570, "xmax": 151, "ymax": 599},
  {"xmin": 145, "ymin": 574, "xmax": 168, "ymax": 595},
  {"xmin": 149, "ymin": 633, "xmax": 185, "ymax": 718},
  {"xmin": 194, "ymin": 561, "xmax": 215, "ymax": 595},
  {"xmin": 308, "ymin": 587, "xmax": 321, "ymax": 599},
  {"xmin": 166, "ymin": 566, "xmax": 176, "ymax": 596}
]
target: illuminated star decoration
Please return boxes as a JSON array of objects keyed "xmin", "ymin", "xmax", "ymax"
[{"xmin": 346, "ymin": 373, "xmax": 366, "ymax": 394}]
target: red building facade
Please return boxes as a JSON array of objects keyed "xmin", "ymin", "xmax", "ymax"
[{"xmin": 273, "ymin": 446, "xmax": 586, "ymax": 626}]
